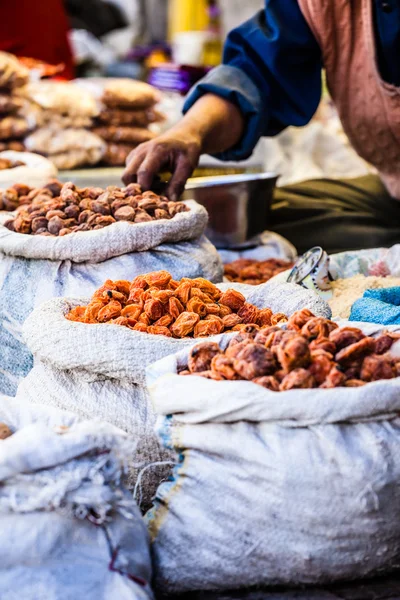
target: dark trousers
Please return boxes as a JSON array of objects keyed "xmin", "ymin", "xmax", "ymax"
[{"xmin": 271, "ymin": 175, "xmax": 400, "ymax": 254}]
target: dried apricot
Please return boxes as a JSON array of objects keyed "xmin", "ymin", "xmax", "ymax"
[
  {"xmin": 175, "ymin": 281, "xmax": 193, "ymax": 305},
  {"xmin": 144, "ymin": 270, "xmax": 171, "ymax": 288},
  {"xmin": 219, "ymin": 289, "xmax": 246, "ymax": 311},
  {"xmin": 186, "ymin": 297, "xmax": 208, "ymax": 317},
  {"xmin": 97, "ymin": 300, "xmax": 122, "ymax": 322},
  {"xmin": 280, "ymin": 369, "xmax": 315, "ymax": 390},
  {"xmin": 121, "ymin": 304, "xmax": 143, "ymax": 320},
  {"xmin": 237, "ymin": 302, "xmax": 259, "ymax": 324},
  {"xmin": 0, "ymin": 423, "xmax": 12, "ymax": 440},
  {"xmin": 170, "ymin": 311, "xmax": 200, "ymax": 338},
  {"xmin": 270, "ymin": 313, "xmax": 288, "ymax": 326},
  {"xmin": 211, "ymin": 355, "xmax": 239, "ymax": 380},
  {"xmin": 233, "ymin": 343, "xmax": 276, "ymax": 380},
  {"xmin": 65, "ymin": 306, "xmax": 86, "ymax": 322},
  {"xmin": 133, "ymin": 323, "xmax": 148, "ymax": 333},
  {"xmin": 222, "ymin": 314, "xmax": 243, "ymax": 329},
  {"xmin": 144, "ymin": 298, "xmax": 164, "ymax": 321},
  {"xmin": 257, "ymin": 308, "xmax": 273, "ymax": 327},
  {"xmin": 252, "ymin": 376, "xmax": 280, "ymax": 391},
  {"xmin": 154, "ymin": 314, "xmax": 173, "ymax": 327},
  {"xmin": 194, "ymin": 317, "xmax": 224, "ymax": 337},
  {"xmin": 168, "ymin": 297, "xmax": 184, "ymax": 320},
  {"xmin": 188, "ymin": 342, "xmax": 221, "ymax": 372},
  {"xmin": 147, "ymin": 325, "xmax": 172, "ymax": 337}
]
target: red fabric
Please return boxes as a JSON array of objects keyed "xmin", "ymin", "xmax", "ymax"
[{"xmin": 0, "ymin": 0, "xmax": 75, "ymax": 79}]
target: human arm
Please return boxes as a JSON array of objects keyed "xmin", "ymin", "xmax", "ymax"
[
  {"xmin": 123, "ymin": 0, "xmax": 322, "ymax": 196},
  {"xmin": 122, "ymin": 93, "xmax": 244, "ymax": 200}
]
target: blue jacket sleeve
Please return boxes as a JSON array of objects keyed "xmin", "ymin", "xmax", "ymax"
[{"xmin": 183, "ymin": 0, "xmax": 323, "ymax": 161}]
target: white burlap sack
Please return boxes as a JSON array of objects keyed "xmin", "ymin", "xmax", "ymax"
[
  {"xmin": 18, "ymin": 280, "xmax": 329, "ymax": 507},
  {"xmin": 0, "ymin": 199, "xmax": 222, "ymax": 396},
  {"xmin": 146, "ymin": 323, "xmax": 400, "ymax": 594},
  {"xmin": 0, "ymin": 151, "xmax": 58, "ymax": 189},
  {"xmin": 0, "ymin": 396, "xmax": 154, "ymax": 600}
]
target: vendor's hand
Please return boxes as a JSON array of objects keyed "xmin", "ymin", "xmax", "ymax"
[{"xmin": 122, "ymin": 128, "xmax": 202, "ymax": 201}]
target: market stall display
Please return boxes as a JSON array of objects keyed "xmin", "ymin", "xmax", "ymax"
[
  {"xmin": 180, "ymin": 310, "xmax": 400, "ymax": 388},
  {"xmin": 146, "ymin": 317, "xmax": 400, "ymax": 594},
  {"xmin": 16, "ymin": 277, "xmax": 329, "ymax": 506},
  {"xmin": 4, "ymin": 181, "xmax": 188, "ymax": 236},
  {"xmin": 66, "ymin": 271, "xmax": 289, "ymax": 336},
  {"xmin": 0, "ymin": 181, "xmax": 221, "ymax": 396},
  {"xmin": 0, "ymin": 396, "xmax": 154, "ymax": 600},
  {"xmin": 92, "ymin": 79, "xmax": 162, "ymax": 166},
  {"xmin": 19, "ymin": 81, "xmax": 106, "ymax": 169}
]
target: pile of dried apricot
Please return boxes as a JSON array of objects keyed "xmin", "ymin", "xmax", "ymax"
[
  {"xmin": 224, "ymin": 258, "xmax": 294, "ymax": 285},
  {"xmin": 66, "ymin": 270, "xmax": 288, "ymax": 338},
  {"xmin": 180, "ymin": 308, "xmax": 400, "ymax": 390},
  {"xmin": 3, "ymin": 180, "xmax": 188, "ymax": 236}
]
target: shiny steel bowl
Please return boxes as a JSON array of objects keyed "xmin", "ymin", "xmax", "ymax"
[{"xmin": 182, "ymin": 172, "xmax": 279, "ymax": 249}]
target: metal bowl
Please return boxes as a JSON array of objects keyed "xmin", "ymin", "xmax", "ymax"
[{"xmin": 182, "ymin": 172, "xmax": 279, "ymax": 249}]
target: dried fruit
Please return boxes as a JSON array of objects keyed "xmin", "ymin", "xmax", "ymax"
[
  {"xmin": 170, "ymin": 311, "xmax": 200, "ymax": 338},
  {"xmin": 233, "ymin": 343, "xmax": 276, "ymax": 380},
  {"xmin": 224, "ymin": 258, "xmax": 294, "ymax": 285},
  {"xmin": 5, "ymin": 181, "xmax": 189, "ymax": 236},
  {"xmin": 280, "ymin": 369, "xmax": 315, "ymax": 390},
  {"xmin": 287, "ymin": 308, "xmax": 315, "ymax": 331},
  {"xmin": 257, "ymin": 308, "xmax": 273, "ymax": 327},
  {"xmin": 144, "ymin": 298, "xmax": 164, "ymax": 320},
  {"xmin": 194, "ymin": 317, "xmax": 224, "ymax": 337},
  {"xmin": 66, "ymin": 271, "xmax": 286, "ymax": 340},
  {"xmin": 219, "ymin": 289, "xmax": 245, "ymax": 311},
  {"xmin": 335, "ymin": 338, "xmax": 376, "ymax": 366},
  {"xmin": 252, "ymin": 376, "xmax": 280, "ymax": 391},
  {"xmin": 179, "ymin": 310, "xmax": 400, "ymax": 391},
  {"xmin": 238, "ymin": 302, "xmax": 259, "ymax": 324},
  {"xmin": 211, "ymin": 355, "xmax": 239, "ymax": 380},
  {"xmin": 188, "ymin": 342, "xmax": 221, "ymax": 373},
  {"xmin": 270, "ymin": 313, "xmax": 288, "ymax": 325},
  {"xmin": 360, "ymin": 355, "xmax": 395, "ymax": 382},
  {"xmin": 276, "ymin": 335, "xmax": 311, "ymax": 373},
  {"xmin": 0, "ymin": 423, "xmax": 12, "ymax": 440}
]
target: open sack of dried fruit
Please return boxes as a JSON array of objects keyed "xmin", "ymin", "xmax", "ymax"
[
  {"xmin": 0, "ymin": 396, "xmax": 154, "ymax": 600},
  {"xmin": 146, "ymin": 311, "xmax": 400, "ymax": 594},
  {"xmin": 0, "ymin": 181, "xmax": 221, "ymax": 396},
  {"xmin": 16, "ymin": 272, "xmax": 329, "ymax": 508}
]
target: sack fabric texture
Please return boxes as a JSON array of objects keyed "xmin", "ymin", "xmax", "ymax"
[
  {"xmin": 146, "ymin": 322, "xmax": 400, "ymax": 593},
  {"xmin": 0, "ymin": 396, "xmax": 154, "ymax": 600},
  {"xmin": 0, "ymin": 199, "xmax": 222, "ymax": 396},
  {"xmin": 18, "ymin": 279, "xmax": 329, "ymax": 509}
]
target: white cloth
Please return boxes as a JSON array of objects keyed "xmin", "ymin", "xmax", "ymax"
[
  {"xmin": 146, "ymin": 323, "xmax": 400, "ymax": 593},
  {"xmin": 0, "ymin": 396, "xmax": 154, "ymax": 600}
]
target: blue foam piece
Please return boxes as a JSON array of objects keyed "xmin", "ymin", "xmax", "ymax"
[{"xmin": 350, "ymin": 287, "xmax": 400, "ymax": 324}]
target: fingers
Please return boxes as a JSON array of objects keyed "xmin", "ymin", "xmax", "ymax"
[
  {"xmin": 135, "ymin": 148, "xmax": 167, "ymax": 191},
  {"xmin": 166, "ymin": 154, "xmax": 195, "ymax": 201},
  {"xmin": 122, "ymin": 145, "xmax": 146, "ymax": 185}
]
